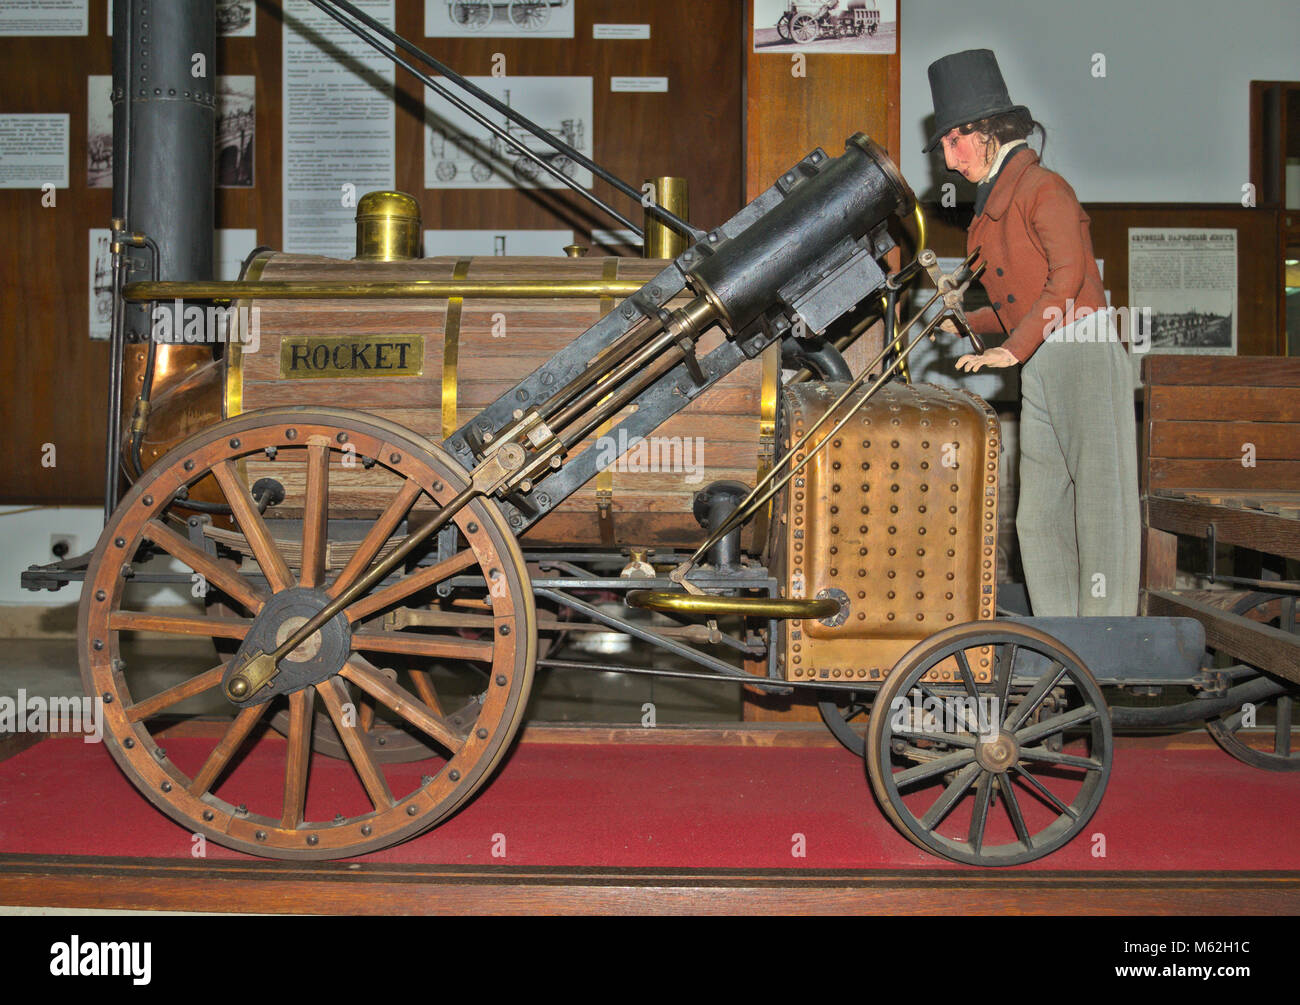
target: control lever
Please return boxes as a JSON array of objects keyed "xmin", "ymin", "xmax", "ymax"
[{"xmin": 918, "ymin": 248, "xmax": 987, "ymax": 354}]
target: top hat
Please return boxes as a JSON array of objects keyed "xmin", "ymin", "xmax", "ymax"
[{"xmin": 923, "ymin": 49, "xmax": 1027, "ymax": 153}]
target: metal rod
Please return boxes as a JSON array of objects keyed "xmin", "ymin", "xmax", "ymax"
[
  {"xmin": 316, "ymin": 0, "xmax": 702, "ymax": 242},
  {"xmin": 121, "ymin": 279, "xmax": 647, "ymax": 302},
  {"xmin": 304, "ymin": 0, "xmax": 656, "ymax": 240}
]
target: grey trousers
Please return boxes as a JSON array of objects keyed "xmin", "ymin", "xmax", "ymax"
[{"xmin": 1016, "ymin": 335, "xmax": 1140, "ymax": 617}]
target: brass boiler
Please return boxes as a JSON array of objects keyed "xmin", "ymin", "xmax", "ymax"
[{"xmin": 119, "ymin": 182, "xmax": 776, "ymax": 547}]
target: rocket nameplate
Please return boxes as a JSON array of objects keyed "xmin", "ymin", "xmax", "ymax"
[{"xmin": 279, "ymin": 335, "xmax": 424, "ymax": 379}]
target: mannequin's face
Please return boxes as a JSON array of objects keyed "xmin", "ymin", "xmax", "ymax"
[{"xmin": 941, "ymin": 128, "xmax": 996, "ymax": 183}]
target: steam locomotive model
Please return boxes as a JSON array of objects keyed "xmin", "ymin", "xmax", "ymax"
[{"xmin": 40, "ymin": 1, "xmax": 1290, "ymax": 870}]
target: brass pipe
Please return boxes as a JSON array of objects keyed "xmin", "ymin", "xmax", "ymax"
[
  {"xmin": 626, "ymin": 590, "xmax": 841, "ymax": 621},
  {"xmin": 122, "ymin": 279, "xmax": 647, "ymax": 302},
  {"xmin": 644, "ymin": 176, "xmax": 690, "ymax": 259}
]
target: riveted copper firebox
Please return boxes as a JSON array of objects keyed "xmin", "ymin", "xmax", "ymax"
[{"xmin": 772, "ymin": 381, "xmax": 1000, "ymax": 684}]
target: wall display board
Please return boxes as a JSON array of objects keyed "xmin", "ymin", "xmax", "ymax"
[
  {"xmin": 282, "ymin": 0, "xmax": 396, "ymax": 257},
  {"xmin": 0, "ymin": 113, "xmax": 68, "ymax": 188},
  {"xmin": 1128, "ymin": 227, "xmax": 1237, "ymax": 356},
  {"xmin": 0, "ymin": 0, "xmax": 87, "ymax": 35},
  {"xmin": 424, "ymin": 75, "xmax": 592, "ymax": 191},
  {"xmin": 425, "ymin": 0, "xmax": 574, "ymax": 38}
]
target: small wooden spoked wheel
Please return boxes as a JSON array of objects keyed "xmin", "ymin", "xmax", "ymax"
[
  {"xmin": 79, "ymin": 407, "xmax": 535, "ymax": 859},
  {"xmin": 865, "ymin": 622, "xmax": 1111, "ymax": 867}
]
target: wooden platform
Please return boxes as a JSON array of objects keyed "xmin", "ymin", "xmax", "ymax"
[{"xmin": 2, "ymin": 724, "xmax": 1297, "ymax": 915}]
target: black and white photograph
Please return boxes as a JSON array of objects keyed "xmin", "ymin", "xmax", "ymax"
[
  {"xmin": 215, "ymin": 75, "xmax": 255, "ymax": 187},
  {"xmin": 86, "ymin": 73, "xmax": 111, "ymax": 187},
  {"xmin": 424, "ymin": 76, "xmax": 591, "ymax": 189},
  {"xmin": 753, "ymin": 0, "xmax": 897, "ymax": 55},
  {"xmin": 217, "ymin": 0, "xmax": 255, "ymax": 36},
  {"xmin": 424, "ymin": 0, "xmax": 573, "ymax": 39}
]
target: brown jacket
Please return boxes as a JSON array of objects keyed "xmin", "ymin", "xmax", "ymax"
[{"xmin": 965, "ymin": 149, "xmax": 1109, "ymax": 362}]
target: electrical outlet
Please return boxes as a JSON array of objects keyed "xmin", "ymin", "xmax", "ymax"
[{"xmin": 50, "ymin": 534, "xmax": 76, "ymax": 560}]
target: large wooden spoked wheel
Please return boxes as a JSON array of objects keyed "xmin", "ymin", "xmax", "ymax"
[
  {"xmin": 79, "ymin": 407, "xmax": 536, "ymax": 860},
  {"xmin": 508, "ymin": 0, "xmax": 551, "ymax": 30},
  {"xmin": 866, "ymin": 622, "xmax": 1111, "ymax": 867}
]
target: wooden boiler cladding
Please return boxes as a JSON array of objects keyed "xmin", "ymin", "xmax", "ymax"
[
  {"xmin": 227, "ymin": 253, "xmax": 767, "ymax": 546},
  {"xmin": 772, "ymin": 381, "xmax": 1001, "ymax": 684}
]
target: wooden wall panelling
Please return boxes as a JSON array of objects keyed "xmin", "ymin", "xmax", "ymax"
[
  {"xmin": 1, "ymin": 6, "xmax": 113, "ymax": 504},
  {"xmin": 394, "ymin": 0, "xmax": 744, "ymax": 243},
  {"xmin": 1, "ymin": 1, "xmax": 746, "ymax": 505},
  {"xmin": 743, "ymin": 1, "xmax": 901, "ymax": 201}
]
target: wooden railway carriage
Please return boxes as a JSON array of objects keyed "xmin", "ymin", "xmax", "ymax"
[{"xmin": 64, "ymin": 4, "xmax": 1296, "ymax": 870}]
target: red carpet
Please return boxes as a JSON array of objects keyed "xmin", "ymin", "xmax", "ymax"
[{"xmin": 1, "ymin": 733, "xmax": 1297, "ymax": 870}]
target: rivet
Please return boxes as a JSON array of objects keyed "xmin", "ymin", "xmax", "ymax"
[
  {"xmin": 202, "ymin": 810, "xmax": 214, "ymax": 821},
  {"xmin": 184, "ymin": 459, "xmax": 195, "ymax": 471},
  {"xmin": 142, "ymin": 495, "xmax": 153, "ymax": 506},
  {"xmin": 407, "ymin": 805, "xmax": 418, "ymax": 816},
  {"xmin": 500, "ymin": 624, "xmax": 511, "ymax": 636},
  {"xmin": 229, "ymin": 438, "xmax": 241, "ymax": 449},
  {"xmin": 496, "ymin": 674, "xmax": 507, "ymax": 686},
  {"xmin": 286, "ymin": 428, "xmax": 298, "ymax": 440},
  {"xmin": 161, "ymin": 781, "xmax": 172, "ymax": 792},
  {"xmin": 477, "ymin": 728, "xmax": 488, "ymax": 739},
  {"xmin": 361, "ymin": 824, "xmax": 372, "ymax": 836},
  {"xmin": 449, "ymin": 769, "xmax": 461, "ymax": 781},
  {"xmin": 124, "ymin": 738, "xmax": 135, "ymax": 749},
  {"xmin": 467, "ymin": 522, "xmax": 479, "ymax": 533},
  {"xmin": 256, "ymin": 831, "xmax": 267, "ymax": 841},
  {"xmin": 308, "ymin": 834, "xmax": 319, "ymax": 845},
  {"xmin": 114, "ymin": 537, "xmax": 126, "ymax": 547}
]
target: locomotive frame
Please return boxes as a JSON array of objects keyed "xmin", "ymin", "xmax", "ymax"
[{"xmin": 27, "ymin": 0, "xmax": 1299, "ymax": 872}]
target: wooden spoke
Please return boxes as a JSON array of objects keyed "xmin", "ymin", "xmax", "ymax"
[
  {"xmin": 344, "ymin": 548, "xmax": 479, "ymax": 623},
  {"xmin": 1015, "ymin": 745, "xmax": 1104, "ymax": 771},
  {"xmin": 359, "ymin": 691, "xmax": 376, "ymax": 733},
  {"xmin": 1004, "ymin": 662, "xmax": 1068, "ymax": 732},
  {"xmin": 351, "ymin": 628, "xmax": 494, "ymax": 663},
  {"xmin": 407, "ymin": 669, "xmax": 445, "ymax": 717},
  {"xmin": 891, "ymin": 747, "xmax": 976, "ymax": 788},
  {"xmin": 142, "ymin": 520, "xmax": 266, "ymax": 613},
  {"xmin": 328, "ymin": 479, "xmax": 424, "ymax": 599},
  {"xmin": 125, "ymin": 665, "xmax": 227, "ymax": 722},
  {"xmin": 299, "ymin": 444, "xmax": 330, "ymax": 589},
  {"xmin": 955, "ymin": 649, "xmax": 979, "ymax": 700},
  {"xmin": 1015, "ymin": 704, "xmax": 1099, "ymax": 745},
  {"xmin": 108, "ymin": 611, "xmax": 251, "ymax": 640},
  {"xmin": 281, "ymin": 689, "xmax": 315, "ymax": 828},
  {"xmin": 339, "ymin": 660, "xmax": 465, "ymax": 754},
  {"xmin": 1011, "ymin": 763, "xmax": 1080, "ymax": 819},
  {"xmin": 188, "ymin": 703, "xmax": 267, "ymax": 796},
  {"xmin": 211, "ymin": 460, "xmax": 294, "ymax": 592},
  {"xmin": 997, "ymin": 773, "xmax": 1033, "ymax": 850},
  {"xmin": 918, "ymin": 761, "xmax": 982, "ymax": 831},
  {"xmin": 317, "ymin": 678, "xmax": 393, "ymax": 811},
  {"xmin": 967, "ymin": 771, "xmax": 994, "ymax": 854}
]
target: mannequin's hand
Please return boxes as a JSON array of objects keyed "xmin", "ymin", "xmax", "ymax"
[{"xmin": 956, "ymin": 347, "xmax": 1018, "ymax": 372}]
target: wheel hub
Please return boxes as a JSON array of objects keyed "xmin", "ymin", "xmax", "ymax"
[
  {"xmin": 975, "ymin": 731, "xmax": 1019, "ymax": 773},
  {"xmin": 223, "ymin": 588, "xmax": 352, "ymax": 704}
]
